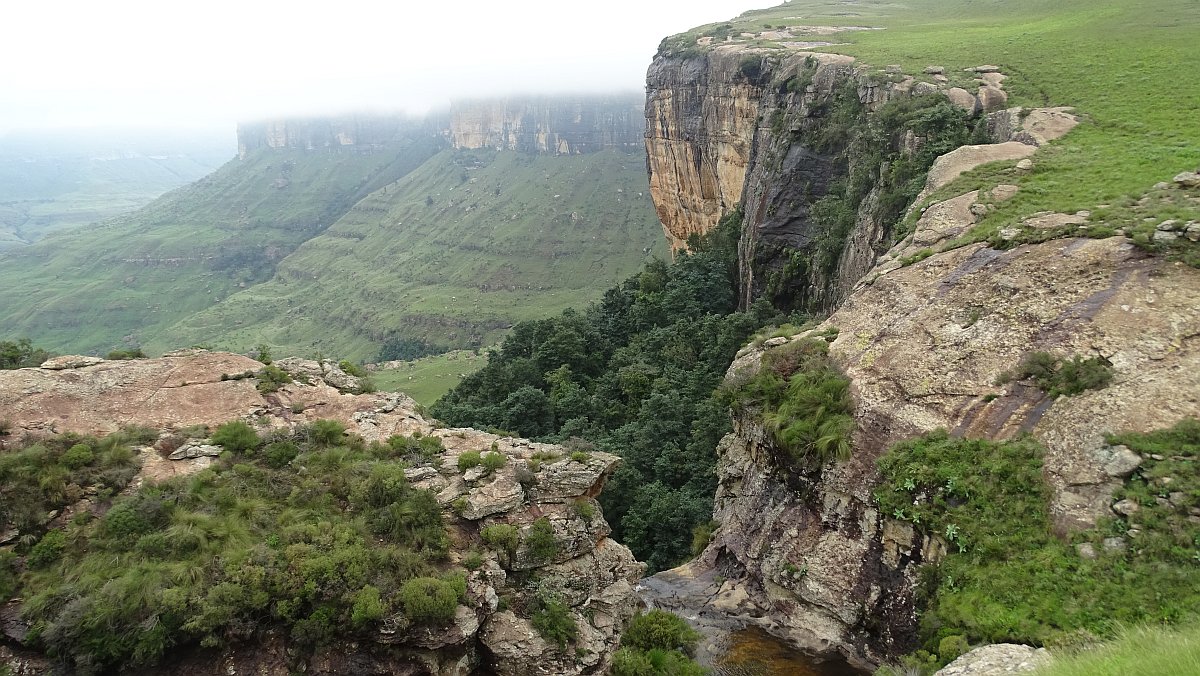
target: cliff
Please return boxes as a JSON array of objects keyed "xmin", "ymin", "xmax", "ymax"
[
  {"xmin": 237, "ymin": 95, "xmax": 646, "ymax": 159},
  {"xmin": 643, "ymin": 34, "xmax": 1200, "ymax": 670},
  {"xmin": 0, "ymin": 351, "xmax": 644, "ymax": 675},
  {"xmin": 646, "ymin": 46, "xmax": 1015, "ymax": 313},
  {"xmin": 236, "ymin": 115, "xmax": 428, "ymax": 157},
  {"xmin": 448, "ymin": 95, "xmax": 644, "ymax": 155}
]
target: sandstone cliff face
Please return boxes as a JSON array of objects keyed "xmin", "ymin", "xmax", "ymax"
[
  {"xmin": 645, "ymin": 47, "xmax": 1017, "ymax": 314},
  {"xmin": 448, "ymin": 95, "xmax": 644, "ymax": 155},
  {"xmin": 236, "ymin": 115, "xmax": 427, "ymax": 158},
  {"xmin": 645, "ymin": 42, "xmax": 1198, "ymax": 664},
  {"xmin": 674, "ymin": 187, "xmax": 1200, "ymax": 668},
  {"xmin": 0, "ymin": 351, "xmax": 645, "ymax": 675}
]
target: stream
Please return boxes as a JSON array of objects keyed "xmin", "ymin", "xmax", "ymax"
[{"xmin": 636, "ymin": 567, "xmax": 866, "ymax": 676}]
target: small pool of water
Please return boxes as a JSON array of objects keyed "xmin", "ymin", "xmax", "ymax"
[{"xmin": 711, "ymin": 627, "xmax": 865, "ymax": 676}]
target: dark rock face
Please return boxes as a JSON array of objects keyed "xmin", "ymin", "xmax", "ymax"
[
  {"xmin": 448, "ymin": 95, "xmax": 645, "ymax": 155},
  {"xmin": 645, "ymin": 48, "xmax": 917, "ymax": 314}
]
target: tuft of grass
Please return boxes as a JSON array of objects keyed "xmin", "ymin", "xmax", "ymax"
[
  {"xmin": 721, "ymin": 338, "xmax": 855, "ymax": 468},
  {"xmin": 1034, "ymin": 624, "xmax": 1200, "ymax": 676}
]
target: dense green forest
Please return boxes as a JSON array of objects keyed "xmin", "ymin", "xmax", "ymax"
[{"xmin": 433, "ymin": 212, "xmax": 793, "ymax": 570}]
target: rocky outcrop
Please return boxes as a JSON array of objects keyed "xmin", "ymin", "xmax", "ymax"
[
  {"xmin": 673, "ymin": 186, "xmax": 1200, "ymax": 666},
  {"xmin": 934, "ymin": 644, "xmax": 1051, "ymax": 675},
  {"xmin": 0, "ymin": 351, "xmax": 644, "ymax": 675},
  {"xmin": 449, "ymin": 95, "xmax": 644, "ymax": 155},
  {"xmin": 643, "ymin": 38, "xmax": 1196, "ymax": 666}
]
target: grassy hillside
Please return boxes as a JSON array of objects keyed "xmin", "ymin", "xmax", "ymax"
[
  {"xmin": 0, "ymin": 130, "xmax": 231, "ymax": 248},
  {"xmin": 151, "ymin": 149, "xmax": 666, "ymax": 360},
  {"xmin": 371, "ymin": 350, "xmax": 489, "ymax": 407},
  {"xmin": 0, "ymin": 136, "xmax": 441, "ymax": 354},
  {"xmin": 669, "ymin": 0, "xmax": 1200, "ymax": 244}
]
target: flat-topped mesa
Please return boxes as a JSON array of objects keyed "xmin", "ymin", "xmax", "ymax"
[
  {"xmin": 236, "ymin": 114, "xmax": 426, "ymax": 157},
  {"xmin": 448, "ymin": 94, "xmax": 645, "ymax": 155},
  {"xmin": 0, "ymin": 350, "xmax": 644, "ymax": 675}
]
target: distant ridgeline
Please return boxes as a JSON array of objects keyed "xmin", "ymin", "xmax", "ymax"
[
  {"xmin": 0, "ymin": 93, "xmax": 664, "ymax": 360},
  {"xmin": 236, "ymin": 94, "xmax": 645, "ymax": 158}
]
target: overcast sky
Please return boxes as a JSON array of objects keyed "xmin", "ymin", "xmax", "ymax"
[{"xmin": 0, "ymin": 0, "xmax": 764, "ymax": 136}]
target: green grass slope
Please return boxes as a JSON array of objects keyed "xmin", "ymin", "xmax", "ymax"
[
  {"xmin": 151, "ymin": 149, "xmax": 666, "ymax": 360},
  {"xmin": 0, "ymin": 136, "xmax": 441, "ymax": 354},
  {"xmin": 370, "ymin": 350, "xmax": 489, "ymax": 407},
  {"xmin": 671, "ymin": 0, "xmax": 1200, "ymax": 245},
  {"xmin": 1035, "ymin": 624, "xmax": 1200, "ymax": 676},
  {"xmin": 0, "ymin": 153, "xmax": 228, "ymax": 248}
]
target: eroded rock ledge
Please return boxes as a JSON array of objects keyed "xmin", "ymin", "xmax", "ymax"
[{"xmin": 0, "ymin": 351, "xmax": 645, "ymax": 675}]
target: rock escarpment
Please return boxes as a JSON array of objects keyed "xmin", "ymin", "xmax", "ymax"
[
  {"xmin": 236, "ymin": 115, "xmax": 428, "ymax": 157},
  {"xmin": 644, "ymin": 37, "xmax": 1199, "ymax": 670},
  {"xmin": 645, "ymin": 46, "xmax": 1067, "ymax": 314},
  {"xmin": 0, "ymin": 351, "xmax": 644, "ymax": 675},
  {"xmin": 448, "ymin": 95, "xmax": 645, "ymax": 155}
]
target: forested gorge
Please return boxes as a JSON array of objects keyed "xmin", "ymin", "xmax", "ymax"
[{"xmin": 433, "ymin": 212, "xmax": 796, "ymax": 570}]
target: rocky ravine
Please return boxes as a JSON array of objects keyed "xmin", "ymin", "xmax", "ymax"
[
  {"xmin": 0, "ymin": 351, "xmax": 645, "ymax": 675},
  {"xmin": 643, "ymin": 38, "xmax": 1200, "ymax": 671}
]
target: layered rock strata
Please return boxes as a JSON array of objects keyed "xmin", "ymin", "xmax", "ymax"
[
  {"xmin": 0, "ymin": 351, "xmax": 644, "ymax": 675},
  {"xmin": 449, "ymin": 95, "xmax": 644, "ymax": 155}
]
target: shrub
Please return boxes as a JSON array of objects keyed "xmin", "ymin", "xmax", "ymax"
[
  {"xmin": 211, "ymin": 420, "xmax": 259, "ymax": 453},
  {"xmin": 875, "ymin": 423, "xmax": 1200, "ymax": 652},
  {"xmin": 350, "ymin": 585, "xmax": 386, "ymax": 627},
  {"xmin": 481, "ymin": 524, "xmax": 519, "ymax": 555},
  {"xmin": 338, "ymin": 359, "xmax": 367, "ymax": 378},
  {"xmin": 256, "ymin": 364, "xmax": 293, "ymax": 394},
  {"xmin": 463, "ymin": 551, "xmax": 484, "ymax": 570},
  {"xmin": 1014, "ymin": 351, "xmax": 1114, "ymax": 398},
  {"xmin": 26, "ymin": 529, "xmax": 66, "ymax": 568},
  {"xmin": 105, "ymin": 348, "xmax": 146, "ymax": 360},
  {"xmin": 398, "ymin": 577, "xmax": 459, "ymax": 623},
  {"xmin": 531, "ymin": 595, "xmax": 577, "ymax": 650},
  {"xmin": 722, "ymin": 338, "xmax": 855, "ymax": 467},
  {"xmin": 690, "ymin": 521, "xmax": 717, "ymax": 556},
  {"xmin": 481, "ymin": 451, "xmax": 507, "ymax": 474},
  {"xmin": 308, "ymin": 419, "xmax": 346, "ymax": 446},
  {"xmin": 61, "ymin": 442, "xmax": 95, "ymax": 469},
  {"xmin": 939, "ymin": 635, "xmax": 970, "ymax": 663},
  {"xmin": 572, "ymin": 500, "xmax": 596, "ymax": 522},
  {"xmin": 524, "ymin": 517, "xmax": 558, "ymax": 562},
  {"xmin": 569, "ymin": 451, "xmax": 592, "ymax": 464},
  {"xmin": 621, "ymin": 609, "xmax": 701, "ymax": 655},
  {"xmin": 263, "ymin": 441, "xmax": 299, "ymax": 468},
  {"xmin": 458, "ymin": 450, "xmax": 483, "ymax": 472}
]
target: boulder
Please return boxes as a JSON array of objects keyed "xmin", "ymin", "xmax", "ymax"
[
  {"xmin": 1174, "ymin": 171, "xmax": 1200, "ymax": 188},
  {"xmin": 935, "ymin": 644, "xmax": 1050, "ymax": 675},
  {"xmin": 945, "ymin": 87, "xmax": 980, "ymax": 114},
  {"xmin": 39, "ymin": 355, "xmax": 103, "ymax": 370}
]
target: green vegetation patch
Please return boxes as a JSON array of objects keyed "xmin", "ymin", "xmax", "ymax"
[
  {"xmin": 1032, "ymin": 624, "xmax": 1200, "ymax": 676},
  {"xmin": 433, "ymin": 213, "xmax": 790, "ymax": 571},
  {"xmin": 997, "ymin": 351, "xmax": 1114, "ymax": 398},
  {"xmin": 612, "ymin": 609, "xmax": 705, "ymax": 676},
  {"xmin": 722, "ymin": 338, "xmax": 854, "ymax": 468},
  {"xmin": 874, "ymin": 422, "xmax": 1200, "ymax": 664},
  {"xmin": 0, "ymin": 338, "xmax": 51, "ymax": 369},
  {"xmin": 6, "ymin": 425, "xmax": 459, "ymax": 674}
]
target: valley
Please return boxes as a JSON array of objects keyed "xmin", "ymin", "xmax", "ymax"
[{"xmin": 3, "ymin": 0, "xmax": 1200, "ymax": 675}]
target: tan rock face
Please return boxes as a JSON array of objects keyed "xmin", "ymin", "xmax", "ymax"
[
  {"xmin": 695, "ymin": 232, "xmax": 1200, "ymax": 666},
  {"xmin": 448, "ymin": 96, "xmax": 644, "ymax": 155},
  {"xmin": 645, "ymin": 47, "xmax": 776, "ymax": 250},
  {"xmin": 0, "ymin": 351, "xmax": 645, "ymax": 676}
]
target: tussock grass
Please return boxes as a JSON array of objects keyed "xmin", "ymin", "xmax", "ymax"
[{"xmin": 1036, "ymin": 624, "xmax": 1200, "ymax": 676}]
